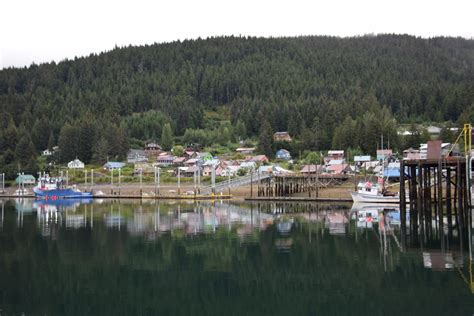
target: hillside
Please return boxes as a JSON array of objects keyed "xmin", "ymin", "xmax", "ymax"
[{"xmin": 1, "ymin": 35, "xmax": 474, "ymax": 176}]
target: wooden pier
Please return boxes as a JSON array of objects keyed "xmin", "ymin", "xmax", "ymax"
[
  {"xmin": 400, "ymin": 157, "xmax": 472, "ymax": 247},
  {"xmin": 254, "ymin": 174, "xmax": 349, "ymax": 198}
]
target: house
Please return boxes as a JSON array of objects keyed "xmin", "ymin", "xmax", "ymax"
[
  {"xmin": 15, "ymin": 174, "xmax": 36, "ymax": 185},
  {"xmin": 376, "ymin": 149, "xmax": 393, "ymax": 161},
  {"xmin": 68, "ymin": 159, "xmax": 85, "ymax": 169},
  {"xmin": 419, "ymin": 142, "xmax": 454, "ymax": 159},
  {"xmin": 426, "ymin": 125, "xmax": 442, "ymax": 135},
  {"xmin": 134, "ymin": 162, "xmax": 154, "ymax": 174},
  {"xmin": 236, "ymin": 147, "xmax": 255, "ymax": 155},
  {"xmin": 173, "ymin": 157, "xmax": 186, "ymax": 166},
  {"xmin": 403, "ymin": 148, "xmax": 421, "ymax": 160},
  {"xmin": 327, "ymin": 150, "xmax": 344, "ymax": 160},
  {"xmin": 104, "ymin": 162, "xmax": 125, "ymax": 170},
  {"xmin": 144, "ymin": 143, "xmax": 162, "ymax": 157},
  {"xmin": 275, "ymin": 149, "xmax": 291, "ymax": 160},
  {"xmin": 184, "ymin": 158, "xmax": 199, "ymax": 166},
  {"xmin": 328, "ymin": 159, "xmax": 346, "ymax": 166},
  {"xmin": 42, "ymin": 149, "xmax": 52, "ymax": 156},
  {"xmin": 221, "ymin": 166, "xmax": 241, "ymax": 177},
  {"xmin": 240, "ymin": 161, "xmax": 256, "ymax": 170},
  {"xmin": 154, "ymin": 153, "xmax": 175, "ymax": 166},
  {"xmin": 249, "ymin": 155, "xmax": 269, "ymax": 163},
  {"xmin": 127, "ymin": 149, "xmax": 148, "ymax": 163},
  {"xmin": 184, "ymin": 149, "xmax": 198, "ymax": 159},
  {"xmin": 202, "ymin": 165, "xmax": 223, "ymax": 177},
  {"xmin": 327, "ymin": 163, "xmax": 350, "ymax": 175},
  {"xmin": 273, "ymin": 131, "xmax": 292, "ymax": 142},
  {"xmin": 180, "ymin": 165, "xmax": 200, "ymax": 177},
  {"xmin": 354, "ymin": 156, "xmax": 371, "ymax": 164},
  {"xmin": 300, "ymin": 165, "xmax": 324, "ymax": 174}
]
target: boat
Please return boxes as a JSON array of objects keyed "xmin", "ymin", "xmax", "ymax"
[
  {"xmin": 349, "ymin": 181, "xmax": 403, "ymax": 203},
  {"xmin": 33, "ymin": 175, "xmax": 93, "ymax": 199}
]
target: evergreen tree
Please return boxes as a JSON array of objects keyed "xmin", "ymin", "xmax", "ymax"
[
  {"xmin": 14, "ymin": 130, "xmax": 37, "ymax": 173},
  {"xmin": 235, "ymin": 120, "xmax": 247, "ymax": 140},
  {"xmin": 258, "ymin": 120, "xmax": 274, "ymax": 158},
  {"xmin": 161, "ymin": 123, "xmax": 174, "ymax": 151}
]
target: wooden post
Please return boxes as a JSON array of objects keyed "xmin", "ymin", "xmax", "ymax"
[
  {"xmin": 438, "ymin": 160, "xmax": 444, "ymax": 247},
  {"xmin": 400, "ymin": 159, "xmax": 406, "ymax": 249},
  {"xmin": 446, "ymin": 166, "xmax": 452, "ymax": 237}
]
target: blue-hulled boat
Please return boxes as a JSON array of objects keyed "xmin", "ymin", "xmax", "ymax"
[{"xmin": 33, "ymin": 175, "xmax": 93, "ymax": 199}]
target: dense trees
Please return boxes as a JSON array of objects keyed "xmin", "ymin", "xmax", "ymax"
[{"xmin": 0, "ymin": 35, "xmax": 473, "ymax": 178}]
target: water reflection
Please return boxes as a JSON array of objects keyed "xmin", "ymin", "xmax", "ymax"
[{"xmin": 1, "ymin": 199, "xmax": 473, "ymax": 314}]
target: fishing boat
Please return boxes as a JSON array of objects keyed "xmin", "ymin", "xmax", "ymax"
[
  {"xmin": 349, "ymin": 181, "xmax": 403, "ymax": 203},
  {"xmin": 33, "ymin": 175, "xmax": 93, "ymax": 199}
]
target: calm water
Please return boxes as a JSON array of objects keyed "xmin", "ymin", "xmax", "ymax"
[{"xmin": 0, "ymin": 198, "xmax": 473, "ymax": 315}]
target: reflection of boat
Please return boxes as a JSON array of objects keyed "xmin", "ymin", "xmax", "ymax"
[
  {"xmin": 33, "ymin": 175, "xmax": 93, "ymax": 199},
  {"xmin": 34, "ymin": 198, "xmax": 92, "ymax": 209},
  {"xmin": 349, "ymin": 181, "xmax": 403, "ymax": 203},
  {"xmin": 351, "ymin": 203, "xmax": 406, "ymax": 228}
]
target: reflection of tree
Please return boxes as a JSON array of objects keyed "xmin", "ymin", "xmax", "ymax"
[{"xmin": 0, "ymin": 201, "xmax": 472, "ymax": 315}]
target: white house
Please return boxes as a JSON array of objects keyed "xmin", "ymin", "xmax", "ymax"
[
  {"xmin": 42, "ymin": 149, "xmax": 52, "ymax": 156},
  {"xmin": 68, "ymin": 159, "xmax": 85, "ymax": 169}
]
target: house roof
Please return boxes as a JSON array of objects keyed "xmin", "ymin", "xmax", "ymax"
[
  {"xmin": 354, "ymin": 155, "xmax": 371, "ymax": 162},
  {"xmin": 276, "ymin": 149, "xmax": 290, "ymax": 154},
  {"xmin": 327, "ymin": 164, "xmax": 349, "ymax": 174},
  {"xmin": 173, "ymin": 157, "xmax": 186, "ymax": 163},
  {"xmin": 236, "ymin": 147, "xmax": 255, "ymax": 152},
  {"xmin": 184, "ymin": 158, "xmax": 199, "ymax": 164},
  {"xmin": 328, "ymin": 159, "xmax": 345, "ymax": 165},
  {"xmin": 128, "ymin": 149, "xmax": 146, "ymax": 156},
  {"xmin": 274, "ymin": 131, "xmax": 290, "ymax": 135},
  {"xmin": 328, "ymin": 150, "xmax": 344, "ymax": 155},
  {"xmin": 16, "ymin": 174, "xmax": 35, "ymax": 181},
  {"xmin": 104, "ymin": 162, "xmax": 125, "ymax": 168},
  {"xmin": 68, "ymin": 158, "xmax": 84, "ymax": 164}
]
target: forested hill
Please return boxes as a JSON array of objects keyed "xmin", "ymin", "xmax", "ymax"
[{"xmin": 1, "ymin": 35, "xmax": 474, "ymax": 175}]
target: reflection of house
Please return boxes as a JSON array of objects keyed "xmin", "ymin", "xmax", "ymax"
[
  {"xmin": 422, "ymin": 251, "xmax": 463, "ymax": 271},
  {"xmin": 273, "ymin": 131, "xmax": 292, "ymax": 142},
  {"xmin": 127, "ymin": 149, "xmax": 148, "ymax": 163},
  {"xmin": 275, "ymin": 149, "xmax": 291, "ymax": 160},
  {"xmin": 68, "ymin": 159, "xmax": 85, "ymax": 169}
]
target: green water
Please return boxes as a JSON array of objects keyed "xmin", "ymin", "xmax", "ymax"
[{"xmin": 0, "ymin": 199, "xmax": 473, "ymax": 315}]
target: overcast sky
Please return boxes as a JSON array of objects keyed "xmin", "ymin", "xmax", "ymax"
[{"xmin": 1, "ymin": 0, "xmax": 473, "ymax": 69}]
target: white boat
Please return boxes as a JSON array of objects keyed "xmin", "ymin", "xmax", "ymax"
[{"xmin": 349, "ymin": 181, "xmax": 405, "ymax": 203}]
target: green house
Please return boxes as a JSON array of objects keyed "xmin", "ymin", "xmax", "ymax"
[{"xmin": 15, "ymin": 174, "xmax": 36, "ymax": 185}]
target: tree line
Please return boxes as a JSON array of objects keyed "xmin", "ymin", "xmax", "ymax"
[{"xmin": 0, "ymin": 35, "xmax": 473, "ymax": 178}]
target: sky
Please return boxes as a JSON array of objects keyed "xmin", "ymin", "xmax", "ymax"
[{"xmin": 1, "ymin": 0, "xmax": 473, "ymax": 69}]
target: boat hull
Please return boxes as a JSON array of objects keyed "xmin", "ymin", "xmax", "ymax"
[
  {"xmin": 349, "ymin": 190, "xmax": 403, "ymax": 203},
  {"xmin": 33, "ymin": 187, "xmax": 93, "ymax": 199}
]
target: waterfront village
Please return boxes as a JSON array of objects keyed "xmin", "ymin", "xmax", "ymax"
[{"xmin": 10, "ymin": 125, "xmax": 460, "ymax": 198}]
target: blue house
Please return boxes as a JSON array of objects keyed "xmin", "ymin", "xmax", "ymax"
[{"xmin": 275, "ymin": 149, "xmax": 291, "ymax": 160}]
